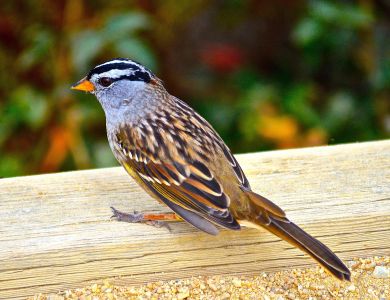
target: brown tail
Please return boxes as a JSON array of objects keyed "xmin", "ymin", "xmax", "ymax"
[
  {"xmin": 245, "ymin": 190, "xmax": 350, "ymax": 280},
  {"xmin": 264, "ymin": 216, "xmax": 351, "ymax": 280}
]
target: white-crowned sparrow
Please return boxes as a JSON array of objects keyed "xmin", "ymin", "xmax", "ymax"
[{"xmin": 72, "ymin": 58, "xmax": 350, "ymax": 280}]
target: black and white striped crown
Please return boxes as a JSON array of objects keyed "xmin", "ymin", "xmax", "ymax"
[{"xmin": 87, "ymin": 58, "xmax": 154, "ymax": 83}]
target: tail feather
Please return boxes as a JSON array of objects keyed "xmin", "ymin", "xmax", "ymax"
[{"xmin": 265, "ymin": 217, "xmax": 351, "ymax": 281}]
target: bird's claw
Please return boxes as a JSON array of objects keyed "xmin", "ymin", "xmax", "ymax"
[
  {"xmin": 110, "ymin": 206, "xmax": 172, "ymax": 231},
  {"xmin": 110, "ymin": 206, "xmax": 144, "ymax": 223},
  {"xmin": 145, "ymin": 220, "xmax": 172, "ymax": 231}
]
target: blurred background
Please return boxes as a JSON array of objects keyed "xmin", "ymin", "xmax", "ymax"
[{"xmin": 0, "ymin": 0, "xmax": 389, "ymax": 178}]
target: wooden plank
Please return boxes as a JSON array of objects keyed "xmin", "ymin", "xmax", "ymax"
[{"xmin": 0, "ymin": 140, "xmax": 389, "ymax": 299}]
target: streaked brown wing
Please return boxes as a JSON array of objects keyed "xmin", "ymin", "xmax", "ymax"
[
  {"xmin": 121, "ymin": 149, "xmax": 240, "ymax": 233},
  {"xmin": 174, "ymin": 97, "xmax": 251, "ymax": 189},
  {"xmin": 111, "ymin": 99, "xmax": 247, "ymax": 234},
  {"xmin": 220, "ymin": 143, "xmax": 250, "ymax": 189}
]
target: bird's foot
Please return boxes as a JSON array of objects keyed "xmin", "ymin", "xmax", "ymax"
[
  {"xmin": 110, "ymin": 206, "xmax": 177, "ymax": 231},
  {"xmin": 110, "ymin": 206, "xmax": 144, "ymax": 223}
]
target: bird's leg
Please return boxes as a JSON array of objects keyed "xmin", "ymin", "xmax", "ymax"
[{"xmin": 110, "ymin": 206, "xmax": 181, "ymax": 230}]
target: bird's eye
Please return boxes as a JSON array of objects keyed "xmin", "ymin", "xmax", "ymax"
[{"xmin": 99, "ymin": 77, "xmax": 113, "ymax": 87}]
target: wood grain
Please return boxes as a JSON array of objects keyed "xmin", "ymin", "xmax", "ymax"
[{"xmin": 0, "ymin": 141, "xmax": 389, "ymax": 299}]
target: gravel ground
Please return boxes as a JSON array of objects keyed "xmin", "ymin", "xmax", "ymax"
[{"xmin": 30, "ymin": 256, "xmax": 389, "ymax": 300}]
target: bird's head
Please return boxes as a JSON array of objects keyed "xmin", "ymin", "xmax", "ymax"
[{"xmin": 72, "ymin": 58, "xmax": 163, "ymax": 123}]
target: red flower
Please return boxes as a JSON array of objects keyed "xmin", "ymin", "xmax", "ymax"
[{"xmin": 201, "ymin": 43, "xmax": 244, "ymax": 73}]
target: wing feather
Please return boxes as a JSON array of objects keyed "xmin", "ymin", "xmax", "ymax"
[
  {"xmin": 117, "ymin": 142, "xmax": 240, "ymax": 231},
  {"xmin": 112, "ymin": 101, "xmax": 244, "ymax": 233}
]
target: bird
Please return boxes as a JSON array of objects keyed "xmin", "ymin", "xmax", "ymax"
[{"xmin": 72, "ymin": 58, "xmax": 351, "ymax": 281}]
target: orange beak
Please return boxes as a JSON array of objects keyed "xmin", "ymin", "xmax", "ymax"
[{"xmin": 71, "ymin": 77, "xmax": 95, "ymax": 92}]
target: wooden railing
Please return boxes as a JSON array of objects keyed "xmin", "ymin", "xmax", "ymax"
[{"xmin": 0, "ymin": 140, "xmax": 389, "ymax": 299}]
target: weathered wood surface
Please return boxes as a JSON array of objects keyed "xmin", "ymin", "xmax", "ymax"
[{"xmin": 0, "ymin": 141, "xmax": 389, "ymax": 299}]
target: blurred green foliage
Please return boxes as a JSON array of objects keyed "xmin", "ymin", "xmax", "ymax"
[{"xmin": 0, "ymin": 0, "xmax": 388, "ymax": 178}]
